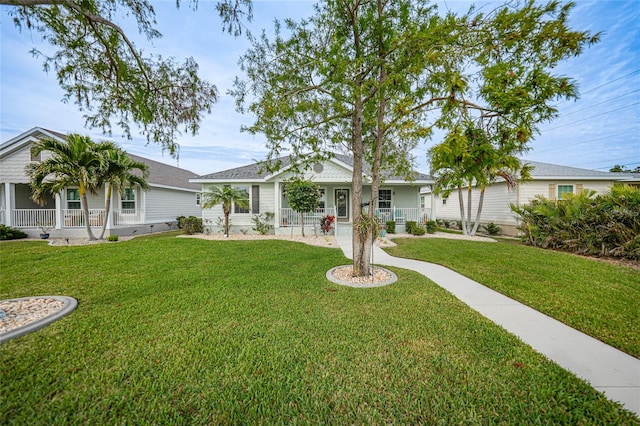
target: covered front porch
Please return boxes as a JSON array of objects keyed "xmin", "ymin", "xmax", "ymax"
[
  {"xmin": 1, "ymin": 182, "xmax": 145, "ymax": 237},
  {"xmin": 272, "ymin": 182, "xmax": 431, "ymax": 235}
]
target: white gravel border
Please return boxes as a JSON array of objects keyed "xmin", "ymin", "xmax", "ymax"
[{"xmin": 0, "ymin": 296, "xmax": 77, "ymax": 344}]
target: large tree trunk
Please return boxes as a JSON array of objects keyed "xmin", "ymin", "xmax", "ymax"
[
  {"xmin": 466, "ymin": 183, "xmax": 473, "ymax": 234},
  {"xmin": 98, "ymin": 183, "xmax": 113, "ymax": 240},
  {"xmin": 457, "ymin": 186, "xmax": 468, "ymax": 235},
  {"xmin": 470, "ymin": 187, "xmax": 485, "ymax": 236},
  {"xmin": 79, "ymin": 184, "xmax": 97, "ymax": 240},
  {"xmin": 352, "ymin": 100, "xmax": 370, "ymax": 277},
  {"xmin": 224, "ymin": 209, "xmax": 230, "ymax": 236}
]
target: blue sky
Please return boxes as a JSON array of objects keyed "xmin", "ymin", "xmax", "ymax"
[{"xmin": 1, "ymin": 0, "xmax": 638, "ymax": 175}]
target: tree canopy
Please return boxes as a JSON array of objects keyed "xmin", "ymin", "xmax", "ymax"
[
  {"xmin": 2, "ymin": 0, "xmax": 253, "ymax": 155},
  {"xmin": 232, "ymin": 0, "xmax": 597, "ymax": 275}
]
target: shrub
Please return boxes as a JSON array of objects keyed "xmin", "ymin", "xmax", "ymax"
[
  {"xmin": 0, "ymin": 224, "xmax": 28, "ymax": 240},
  {"xmin": 405, "ymin": 221, "xmax": 418, "ymax": 234},
  {"xmin": 412, "ymin": 226, "xmax": 426, "ymax": 236},
  {"xmin": 178, "ymin": 216, "xmax": 203, "ymax": 235},
  {"xmin": 107, "ymin": 235, "xmax": 119, "ymax": 242},
  {"xmin": 252, "ymin": 212, "xmax": 274, "ymax": 235},
  {"xmin": 511, "ymin": 185, "xmax": 640, "ymax": 260},
  {"xmin": 320, "ymin": 215, "xmax": 335, "ymax": 235},
  {"xmin": 425, "ymin": 220, "xmax": 437, "ymax": 234},
  {"xmin": 483, "ymin": 222, "xmax": 502, "ymax": 236},
  {"xmin": 386, "ymin": 220, "xmax": 396, "ymax": 234}
]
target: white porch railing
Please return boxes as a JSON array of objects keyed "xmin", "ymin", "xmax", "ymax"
[
  {"xmin": 112, "ymin": 209, "xmax": 144, "ymax": 226},
  {"xmin": 8, "ymin": 208, "xmax": 144, "ymax": 228},
  {"xmin": 10, "ymin": 209, "xmax": 56, "ymax": 228},
  {"xmin": 62, "ymin": 209, "xmax": 106, "ymax": 227},
  {"xmin": 280, "ymin": 208, "xmax": 335, "ymax": 228},
  {"xmin": 372, "ymin": 207, "xmax": 428, "ymax": 224}
]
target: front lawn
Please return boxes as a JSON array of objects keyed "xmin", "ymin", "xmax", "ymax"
[
  {"xmin": 386, "ymin": 237, "xmax": 640, "ymax": 359},
  {"xmin": 1, "ymin": 234, "xmax": 638, "ymax": 423}
]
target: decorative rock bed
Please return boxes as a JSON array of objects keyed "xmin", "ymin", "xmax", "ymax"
[
  {"xmin": 0, "ymin": 296, "xmax": 77, "ymax": 343},
  {"xmin": 327, "ymin": 265, "xmax": 398, "ymax": 288}
]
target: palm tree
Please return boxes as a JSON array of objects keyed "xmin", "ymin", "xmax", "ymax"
[
  {"xmin": 97, "ymin": 148, "xmax": 150, "ymax": 240},
  {"xmin": 201, "ymin": 186, "xmax": 250, "ymax": 236},
  {"xmin": 26, "ymin": 134, "xmax": 113, "ymax": 240}
]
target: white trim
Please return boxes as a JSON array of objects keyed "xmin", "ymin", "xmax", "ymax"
[{"xmin": 148, "ymin": 183, "xmax": 200, "ymax": 192}]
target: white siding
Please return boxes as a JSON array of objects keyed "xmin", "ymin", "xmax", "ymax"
[
  {"xmin": 0, "ymin": 144, "xmax": 32, "ymax": 183},
  {"xmin": 145, "ymin": 187, "xmax": 201, "ymax": 222},
  {"xmin": 201, "ymin": 183, "xmax": 274, "ymax": 233},
  {"xmin": 278, "ymin": 160, "xmax": 352, "ymax": 183},
  {"xmin": 518, "ymin": 180, "xmax": 614, "ymax": 205},
  {"xmin": 435, "ymin": 179, "xmax": 617, "ymax": 228}
]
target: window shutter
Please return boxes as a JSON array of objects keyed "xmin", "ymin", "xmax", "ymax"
[
  {"xmin": 252, "ymin": 185, "xmax": 260, "ymax": 213},
  {"xmin": 576, "ymin": 184, "xmax": 583, "ymax": 193},
  {"xmin": 548, "ymin": 184, "xmax": 557, "ymax": 201}
]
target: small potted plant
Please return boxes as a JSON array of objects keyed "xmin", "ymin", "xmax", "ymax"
[{"xmin": 37, "ymin": 222, "xmax": 53, "ymax": 239}]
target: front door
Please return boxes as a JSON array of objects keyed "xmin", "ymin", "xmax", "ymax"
[{"xmin": 335, "ymin": 189, "xmax": 349, "ymax": 220}]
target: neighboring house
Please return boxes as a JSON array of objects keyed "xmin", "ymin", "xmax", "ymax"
[
  {"xmin": 0, "ymin": 127, "xmax": 201, "ymax": 238},
  {"xmin": 191, "ymin": 154, "xmax": 433, "ymax": 235},
  {"xmin": 425, "ymin": 160, "xmax": 632, "ymax": 235}
]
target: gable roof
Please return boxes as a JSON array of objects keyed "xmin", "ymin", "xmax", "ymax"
[
  {"xmin": 523, "ymin": 160, "xmax": 628, "ymax": 180},
  {"xmin": 0, "ymin": 127, "xmax": 200, "ymax": 191},
  {"xmin": 193, "ymin": 153, "xmax": 433, "ymax": 184}
]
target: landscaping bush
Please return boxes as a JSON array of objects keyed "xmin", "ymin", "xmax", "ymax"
[
  {"xmin": 412, "ymin": 226, "xmax": 426, "ymax": 236},
  {"xmin": 106, "ymin": 235, "xmax": 119, "ymax": 242},
  {"xmin": 425, "ymin": 220, "xmax": 437, "ymax": 234},
  {"xmin": 405, "ymin": 221, "xmax": 418, "ymax": 234},
  {"xmin": 252, "ymin": 212, "xmax": 274, "ymax": 235},
  {"xmin": 482, "ymin": 222, "xmax": 502, "ymax": 236},
  {"xmin": 0, "ymin": 224, "xmax": 28, "ymax": 240},
  {"xmin": 177, "ymin": 216, "xmax": 203, "ymax": 235},
  {"xmin": 385, "ymin": 220, "xmax": 396, "ymax": 234},
  {"xmin": 511, "ymin": 185, "xmax": 640, "ymax": 260}
]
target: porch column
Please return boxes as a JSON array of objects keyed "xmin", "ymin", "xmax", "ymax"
[
  {"xmin": 140, "ymin": 190, "xmax": 146, "ymax": 224},
  {"xmin": 55, "ymin": 193, "xmax": 62, "ymax": 229},
  {"xmin": 105, "ymin": 191, "xmax": 114, "ymax": 230},
  {"xmin": 3, "ymin": 183, "xmax": 11, "ymax": 225},
  {"xmin": 274, "ymin": 181, "xmax": 280, "ymax": 229},
  {"xmin": 430, "ymin": 185, "xmax": 437, "ymax": 221}
]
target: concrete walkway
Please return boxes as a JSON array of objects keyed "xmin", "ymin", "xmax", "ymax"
[{"xmin": 335, "ymin": 233, "xmax": 640, "ymax": 416}]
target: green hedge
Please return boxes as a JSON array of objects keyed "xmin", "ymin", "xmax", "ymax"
[{"xmin": 511, "ymin": 185, "xmax": 640, "ymax": 260}]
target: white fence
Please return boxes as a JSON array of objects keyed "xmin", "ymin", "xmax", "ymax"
[
  {"xmin": 7, "ymin": 209, "xmax": 143, "ymax": 228},
  {"xmin": 373, "ymin": 208, "xmax": 429, "ymax": 224},
  {"xmin": 280, "ymin": 208, "xmax": 335, "ymax": 228},
  {"xmin": 279, "ymin": 207, "xmax": 431, "ymax": 228},
  {"xmin": 10, "ymin": 209, "xmax": 56, "ymax": 228}
]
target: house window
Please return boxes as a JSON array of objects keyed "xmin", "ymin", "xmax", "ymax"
[
  {"xmin": 443, "ymin": 197, "xmax": 447, "ymax": 205},
  {"xmin": 420, "ymin": 196, "xmax": 426, "ymax": 209},
  {"xmin": 121, "ymin": 188, "xmax": 136, "ymax": 211},
  {"xmin": 318, "ymin": 188, "xmax": 326, "ymax": 210},
  {"xmin": 378, "ymin": 189, "xmax": 392, "ymax": 209},
  {"xmin": 196, "ymin": 193, "xmax": 201, "ymax": 206},
  {"xmin": 557, "ymin": 185, "xmax": 574, "ymax": 200},
  {"xmin": 252, "ymin": 185, "xmax": 260, "ymax": 214},
  {"xmin": 30, "ymin": 150, "xmax": 41, "ymax": 162},
  {"xmin": 234, "ymin": 186, "xmax": 250, "ymax": 214},
  {"xmin": 66, "ymin": 189, "xmax": 81, "ymax": 210}
]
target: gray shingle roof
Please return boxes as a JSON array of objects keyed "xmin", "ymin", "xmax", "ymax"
[
  {"xmin": 523, "ymin": 160, "xmax": 627, "ymax": 179},
  {"xmin": 127, "ymin": 153, "xmax": 200, "ymax": 190},
  {"xmin": 196, "ymin": 153, "xmax": 433, "ymax": 182},
  {"xmin": 1, "ymin": 127, "xmax": 199, "ymax": 191}
]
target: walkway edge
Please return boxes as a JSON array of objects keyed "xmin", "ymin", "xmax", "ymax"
[{"xmin": 334, "ymin": 233, "xmax": 640, "ymax": 416}]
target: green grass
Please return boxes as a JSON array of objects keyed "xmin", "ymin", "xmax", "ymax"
[
  {"xmin": 386, "ymin": 238, "xmax": 640, "ymax": 359},
  {"xmin": 1, "ymin": 233, "xmax": 638, "ymax": 424}
]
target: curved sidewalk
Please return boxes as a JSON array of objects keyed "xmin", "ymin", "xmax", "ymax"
[{"xmin": 335, "ymin": 234, "xmax": 640, "ymax": 416}]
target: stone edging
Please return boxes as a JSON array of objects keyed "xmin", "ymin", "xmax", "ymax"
[
  {"xmin": 0, "ymin": 296, "xmax": 78, "ymax": 344},
  {"xmin": 326, "ymin": 265, "xmax": 398, "ymax": 288}
]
